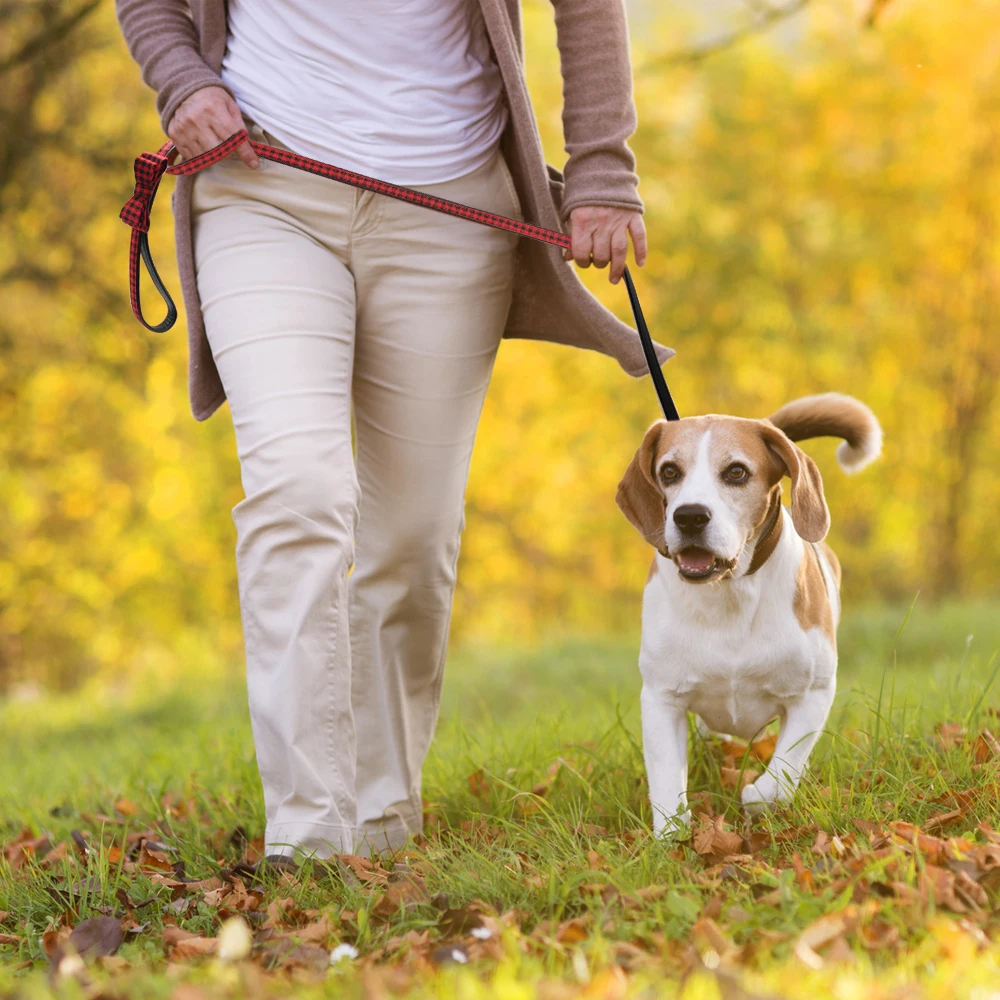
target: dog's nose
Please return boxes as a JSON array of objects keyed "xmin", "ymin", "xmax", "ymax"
[{"xmin": 673, "ymin": 504, "xmax": 712, "ymax": 532}]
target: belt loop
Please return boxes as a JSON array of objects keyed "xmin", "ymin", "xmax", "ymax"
[
  {"xmin": 244, "ymin": 117, "xmax": 264, "ymax": 140},
  {"xmin": 246, "ymin": 121, "xmax": 268, "ymax": 172}
]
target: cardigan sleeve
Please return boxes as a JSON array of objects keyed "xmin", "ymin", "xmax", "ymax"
[
  {"xmin": 114, "ymin": 0, "xmax": 235, "ymax": 134},
  {"xmin": 549, "ymin": 0, "xmax": 643, "ymax": 220}
]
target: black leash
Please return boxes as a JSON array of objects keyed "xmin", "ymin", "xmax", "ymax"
[{"xmin": 623, "ymin": 266, "xmax": 679, "ymax": 421}]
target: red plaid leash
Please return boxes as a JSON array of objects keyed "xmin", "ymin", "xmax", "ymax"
[{"xmin": 120, "ymin": 128, "xmax": 678, "ymax": 420}]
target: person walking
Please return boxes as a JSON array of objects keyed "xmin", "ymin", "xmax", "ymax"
[{"xmin": 115, "ymin": 0, "xmax": 672, "ymax": 863}]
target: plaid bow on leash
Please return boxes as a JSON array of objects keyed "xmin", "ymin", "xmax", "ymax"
[
  {"xmin": 122, "ymin": 132, "xmax": 251, "ymax": 230},
  {"xmin": 120, "ymin": 151, "xmax": 167, "ymax": 233},
  {"xmin": 120, "ymin": 129, "xmax": 679, "ymax": 419}
]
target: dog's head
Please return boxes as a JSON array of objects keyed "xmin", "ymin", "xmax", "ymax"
[{"xmin": 616, "ymin": 416, "xmax": 829, "ymax": 584}]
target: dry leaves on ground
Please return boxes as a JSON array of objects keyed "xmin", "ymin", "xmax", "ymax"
[{"xmin": 4, "ymin": 722, "xmax": 1000, "ymax": 989}]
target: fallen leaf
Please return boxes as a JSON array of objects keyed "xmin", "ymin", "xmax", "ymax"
[
  {"xmin": 918, "ymin": 865, "xmax": 986, "ymax": 914},
  {"xmin": 749, "ymin": 732, "xmax": 778, "ymax": 764},
  {"xmin": 852, "ymin": 819, "xmax": 885, "ymax": 840},
  {"xmin": 168, "ymin": 897, "xmax": 194, "ymax": 917},
  {"xmin": 720, "ymin": 767, "xmax": 760, "ymax": 791},
  {"xmin": 811, "ymin": 830, "xmax": 830, "ymax": 855},
  {"xmin": 136, "ymin": 844, "xmax": 175, "ymax": 873},
  {"xmin": 290, "ymin": 917, "xmax": 335, "ymax": 944},
  {"xmin": 978, "ymin": 822, "xmax": 1000, "ymax": 845},
  {"xmin": 791, "ymin": 853, "xmax": 814, "ymax": 891},
  {"xmin": 556, "ymin": 916, "xmax": 591, "ymax": 944},
  {"xmin": 258, "ymin": 938, "xmax": 330, "ymax": 972},
  {"xmin": 694, "ymin": 816, "xmax": 744, "ymax": 857},
  {"xmin": 467, "ymin": 769, "xmax": 492, "ymax": 802},
  {"xmin": 42, "ymin": 927, "xmax": 71, "ymax": 963},
  {"xmin": 858, "ymin": 918, "xmax": 899, "ymax": 951},
  {"xmin": 162, "ymin": 926, "xmax": 217, "ymax": 960},
  {"xmin": 934, "ymin": 722, "xmax": 966, "ymax": 751},
  {"xmin": 793, "ymin": 912, "xmax": 850, "ymax": 970},
  {"xmin": 4, "ymin": 832, "xmax": 52, "ymax": 870},
  {"xmin": 148, "ymin": 873, "xmax": 194, "ymax": 896},
  {"xmin": 829, "ymin": 833, "xmax": 856, "ymax": 858},
  {"xmin": 336, "ymin": 853, "xmax": 382, "ymax": 882},
  {"xmin": 924, "ymin": 809, "xmax": 965, "ymax": 834},
  {"xmin": 66, "ymin": 916, "xmax": 123, "ymax": 961},
  {"xmin": 974, "ymin": 730, "xmax": 1000, "ymax": 764},
  {"xmin": 691, "ymin": 917, "xmax": 737, "ymax": 963},
  {"xmin": 41, "ymin": 842, "xmax": 71, "ymax": 867},
  {"xmin": 373, "ymin": 877, "xmax": 430, "ymax": 918}
]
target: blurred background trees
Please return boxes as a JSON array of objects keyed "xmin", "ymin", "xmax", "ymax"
[{"xmin": 0, "ymin": 0, "xmax": 997, "ymax": 690}]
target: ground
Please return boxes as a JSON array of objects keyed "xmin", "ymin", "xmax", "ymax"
[{"xmin": 2, "ymin": 601, "xmax": 1000, "ymax": 999}]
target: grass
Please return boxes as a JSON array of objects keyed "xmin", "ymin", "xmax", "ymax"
[{"xmin": 2, "ymin": 600, "xmax": 1000, "ymax": 998}]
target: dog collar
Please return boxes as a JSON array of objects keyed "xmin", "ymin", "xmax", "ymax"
[{"xmin": 745, "ymin": 498, "xmax": 783, "ymax": 576}]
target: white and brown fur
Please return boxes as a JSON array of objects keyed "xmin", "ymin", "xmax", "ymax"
[{"xmin": 616, "ymin": 394, "xmax": 882, "ymax": 834}]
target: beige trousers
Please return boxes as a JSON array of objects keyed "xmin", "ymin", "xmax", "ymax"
[{"xmin": 191, "ymin": 123, "xmax": 519, "ymax": 858}]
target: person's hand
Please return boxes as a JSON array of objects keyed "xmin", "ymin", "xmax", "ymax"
[
  {"xmin": 564, "ymin": 206, "xmax": 647, "ymax": 284},
  {"xmin": 167, "ymin": 86, "xmax": 259, "ymax": 169}
]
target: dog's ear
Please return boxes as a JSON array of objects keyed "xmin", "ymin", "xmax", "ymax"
[
  {"xmin": 616, "ymin": 422, "xmax": 668, "ymax": 553},
  {"xmin": 761, "ymin": 423, "xmax": 830, "ymax": 542}
]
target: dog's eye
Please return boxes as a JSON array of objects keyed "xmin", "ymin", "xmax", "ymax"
[
  {"xmin": 660, "ymin": 462, "xmax": 681, "ymax": 485},
  {"xmin": 724, "ymin": 463, "xmax": 750, "ymax": 483}
]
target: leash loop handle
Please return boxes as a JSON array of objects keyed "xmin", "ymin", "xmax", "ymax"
[
  {"xmin": 120, "ymin": 129, "xmax": 677, "ymax": 417},
  {"xmin": 136, "ymin": 232, "xmax": 178, "ymax": 333}
]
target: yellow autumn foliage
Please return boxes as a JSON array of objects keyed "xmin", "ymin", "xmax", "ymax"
[{"xmin": 0, "ymin": 0, "xmax": 997, "ymax": 687}]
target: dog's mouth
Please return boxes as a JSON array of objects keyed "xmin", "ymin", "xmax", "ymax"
[{"xmin": 673, "ymin": 547, "xmax": 733, "ymax": 582}]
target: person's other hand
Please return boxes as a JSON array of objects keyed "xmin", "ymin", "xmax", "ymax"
[
  {"xmin": 564, "ymin": 206, "xmax": 647, "ymax": 284},
  {"xmin": 167, "ymin": 86, "xmax": 259, "ymax": 169}
]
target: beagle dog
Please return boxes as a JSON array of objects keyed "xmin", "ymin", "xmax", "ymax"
[{"xmin": 616, "ymin": 394, "xmax": 882, "ymax": 834}]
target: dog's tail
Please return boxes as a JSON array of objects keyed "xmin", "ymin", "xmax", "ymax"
[{"xmin": 768, "ymin": 393, "xmax": 882, "ymax": 474}]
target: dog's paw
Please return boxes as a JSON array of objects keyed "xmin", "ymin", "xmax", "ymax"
[{"xmin": 741, "ymin": 779, "xmax": 780, "ymax": 813}]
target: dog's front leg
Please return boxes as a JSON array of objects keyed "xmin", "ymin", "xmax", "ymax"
[
  {"xmin": 742, "ymin": 682, "xmax": 835, "ymax": 811},
  {"xmin": 640, "ymin": 685, "xmax": 690, "ymax": 836}
]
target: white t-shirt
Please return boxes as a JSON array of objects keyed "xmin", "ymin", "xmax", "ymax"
[{"xmin": 221, "ymin": 1, "xmax": 508, "ymax": 185}]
